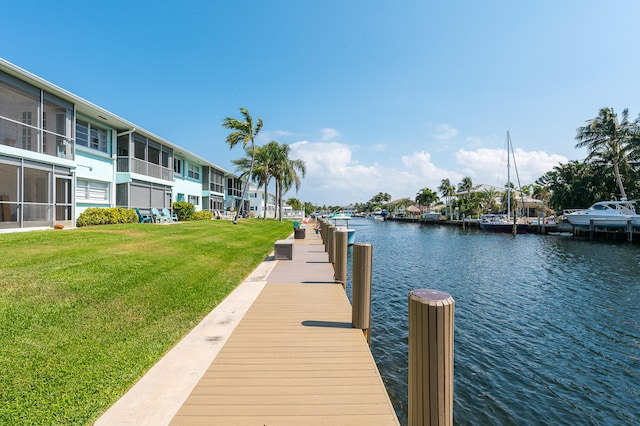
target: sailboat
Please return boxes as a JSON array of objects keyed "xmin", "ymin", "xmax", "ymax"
[{"xmin": 479, "ymin": 131, "xmax": 528, "ymax": 234}]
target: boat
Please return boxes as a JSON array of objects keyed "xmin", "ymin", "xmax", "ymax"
[
  {"xmin": 480, "ymin": 214, "xmax": 528, "ymax": 234},
  {"xmin": 479, "ymin": 131, "xmax": 528, "ymax": 234},
  {"xmin": 563, "ymin": 199, "xmax": 640, "ymax": 229},
  {"xmin": 329, "ymin": 213, "xmax": 356, "ymax": 244},
  {"xmin": 371, "ymin": 208, "xmax": 386, "ymax": 221},
  {"xmin": 421, "ymin": 212, "xmax": 441, "ymax": 221}
]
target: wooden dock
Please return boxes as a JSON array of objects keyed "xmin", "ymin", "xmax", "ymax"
[{"xmin": 170, "ymin": 227, "xmax": 399, "ymax": 425}]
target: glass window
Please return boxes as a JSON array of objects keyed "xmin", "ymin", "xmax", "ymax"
[
  {"xmin": 0, "ymin": 80, "xmax": 38, "ymax": 124},
  {"xmin": 162, "ymin": 149, "xmax": 170, "ymax": 168},
  {"xmin": 134, "ymin": 135, "xmax": 146, "ymax": 160},
  {"xmin": 148, "ymin": 144, "xmax": 160, "ymax": 165},
  {"xmin": 90, "ymin": 126, "xmax": 107, "ymax": 152},
  {"xmin": 188, "ymin": 195, "xmax": 200, "ymax": 206},
  {"xmin": 188, "ymin": 163, "xmax": 200, "ymax": 180},
  {"xmin": 0, "ymin": 163, "xmax": 18, "ymax": 225},
  {"xmin": 76, "ymin": 120, "xmax": 89, "ymax": 147},
  {"xmin": 23, "ymin": 168, "xmax": 50, "ymax": 203},
  {"xmin": 174, "ymin": 158, "xmax": 182, "ymax": 175},
  {"xmin": 76, "ymin": 179, "xmax": 109, "ymax": 202}
]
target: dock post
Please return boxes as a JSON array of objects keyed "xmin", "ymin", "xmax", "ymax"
[
  {"xmin": 322, "ymin": 221, "xmax": 330, "ymax": 251},
  {"xmin": 627, "ymin": 219, "xmax": 633, "ymax": 242},
  {"xmin": 334, "ymin": 230, "xmax": 348, "ymax": 287},
  {"xmin": 327, "ymin": 225, "xmax": 336, "ymax": 264},
  {"xmin": 352, "ymin": 243, "xmax": 372, "ymax": 343},
  {"xmin": 321, "ymin": 220, "xmax": 328, "ymax": 243},
  {"xmin": 408, "ymin": 289, "xmax": 454, "ymax": 426},
  {"xmin": 590, "ymin": 219, "xmax": 595, "ymax": 240}
]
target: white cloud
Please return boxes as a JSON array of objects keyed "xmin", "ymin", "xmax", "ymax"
[
  {"xmin": 281, "ymin": 136, "xmax": 568, "ymax": 207},
  {"xmin": 455, "ymin": 148, "xmax": 568, "ymax": 186},
  {"xmin": 258, "ymin": 129, "xmax": 293, "ymax": 143},
  {"xmin": 434, "ymin": 124, "xmax": 459, "ymax": 140},
  {"xmin": 320, "ymin": 128, "xmax": 340, "ymax": 141}
]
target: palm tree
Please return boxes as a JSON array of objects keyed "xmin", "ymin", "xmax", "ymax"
[
  {"xmin": 222, "ymin": 107, "xmax": 263, "ymax": 223},
  {"xmin": 254, "ymin": 141, "xmax": 281, "ymax": 219},
  {"xmin": 481, "ymin": 188, "xmax": 498, "ymax": 214},
  {"xmin": 438, "ymin": 179, "xmax": 455, "ymax": 219},
  {"xmin": 457, "ymin": 176, "xmax": 473, "ymax": 199},
  {"xmin": 575, "ymin": 107, "xmax": 639, "ymax": 200},
  {"xmin": 272, "ymin": 144, "xmax": 306, "ymax": 221},
  {"xmin": 415, "ymin": 188, "xmax": 439, "ymax": 210}
]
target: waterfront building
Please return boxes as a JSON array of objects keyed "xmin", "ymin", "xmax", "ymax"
[
  {"xmin": 248, "ymin": 184, "xmax": 277, "ymax": 218},
  {"xmin": 0, "ymin": 58, "xmax": 246, "ymax": 231}
]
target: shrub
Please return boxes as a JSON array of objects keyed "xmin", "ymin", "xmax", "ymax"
[
  {"xmin": 76, "ymin": 207, "xmax": 138, "ymax": 227},
  {"xmin": 173, "ymin": 202, "xmax": 194, "ymax": 221},
  {"xmin": 191, "ymin": 211, "xmax": 213, "ymax": 221}
]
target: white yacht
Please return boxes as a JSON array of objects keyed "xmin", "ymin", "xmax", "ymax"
[{"xmin": 564, "ymin": 199, "xmax": 640, "ymax": 229}]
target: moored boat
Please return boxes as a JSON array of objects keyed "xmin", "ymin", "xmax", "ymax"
[
  {"xmin": 564, "ymin": 199, "xmax": 640, "ymax": 229},
  {"xmin": 479, "ymin": 214, "xmax": 528, "ymax": 234},
  {"xmin": 330, "ymin": 213, "xmax": 356, "ymax": 244},
  {"xmin": 421, "ymin": 212, "xmax": 441, "ymax": 221},
  {"xmin": 480, "ymin": 131, "xmax": 527, "ymax": 235}
]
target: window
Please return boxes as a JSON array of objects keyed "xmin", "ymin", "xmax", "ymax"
[
  {"xmin": 174, "ymin": 158, "xmax": 183, "ymax": 175},
  {"xmin": 1, "ymin": 72, "xmax": 72, "ymax": 160},
  {"xmin": 76, "ymin": 119, "xmax": 108, "ymax": 153},
  {"xmin": 148, "ymin": 144, "xmax": 160, "ymax": 165},
  {"xmin": 188, "ymin": 195, "xmax": 200, "ymax": 206},
  {"xmin": 187, "ymin": 163, "xmax": 200, "ymax": 180},
  {"xmin": 76, "ymin": 179, "xmax": 109, "ymax": 202},
  {"xmin": 134, "ymin": 136, "xmax": 146, "ymax": 160}
]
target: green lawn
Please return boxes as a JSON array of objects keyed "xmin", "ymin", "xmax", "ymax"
[{"xmin": 0, "ymin": 219, "xmax": 292, "ymax": 425}]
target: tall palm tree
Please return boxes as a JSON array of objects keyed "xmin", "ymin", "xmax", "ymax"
[
  {"xmin": 438, "ymin": 178, "xmax": 455, "ymax": 219},
  {"xmin": 272, "ymin": 144, "xmax": 306, "ymax": 221},
  {"xmin": 254, "ymin": 141, "xmax": 281, "ymax": 219},
  {"xmin": 575, "ymin": 107, "xmax": 638, "ymax": 200},
  {"xmin": 222, "ymin": 107, "xmax": 263, "ymax": 223}
]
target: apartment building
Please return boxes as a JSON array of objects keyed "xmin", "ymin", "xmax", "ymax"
[{"xmin": 0, "ymin": 58, "xmax": 246, "ymax": 231}]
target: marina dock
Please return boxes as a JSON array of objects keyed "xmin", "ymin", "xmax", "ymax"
[{"xmin": 97, "ymin": 225, "xmax": 399, "ymax": 425}]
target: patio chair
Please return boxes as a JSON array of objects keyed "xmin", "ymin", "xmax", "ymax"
[
  {"xmin": 151, "ymin": 208, "xmax": 165, "ymax": 223},
  {"xmin": 135, "ymin": 207, "xmax": 153, "ymax": 223},
  {"xmin": 162, "ymin": 208, "xmax": 178, "ymax": 222}
]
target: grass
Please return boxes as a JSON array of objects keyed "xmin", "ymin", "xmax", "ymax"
[{"xmin": 0, "ymin": 219, "xmax": 293, "ymax": 425}]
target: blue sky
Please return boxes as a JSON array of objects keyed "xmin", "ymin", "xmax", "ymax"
[{"xmin": 3, "ymin": 1, "xmax": 640, "ymax": 206}]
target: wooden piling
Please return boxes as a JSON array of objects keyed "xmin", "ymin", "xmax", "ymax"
[
  {"xmin": 352, "ymin": 243, "xmax": 372, "ymax": 343},
  {"xmin": 408, "ymin": 289, "xmax": 454, "ymax": 426},
  {"xmin": 334, "ymin": 230, "xmax": 348, "ymax": 288},
  {"xmin": 327, "ymin": 225, "xmax": 336, "ymax": 264}
]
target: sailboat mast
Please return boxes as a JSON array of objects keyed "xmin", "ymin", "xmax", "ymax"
[{"xmin": 507, "ymin": 131, "xmax": 511, "ymax": 221}]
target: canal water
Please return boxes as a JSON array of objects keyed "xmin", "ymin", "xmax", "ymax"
[{"xmin": 343, "ymin": 219, "xmax": 640, "ymax": 425}]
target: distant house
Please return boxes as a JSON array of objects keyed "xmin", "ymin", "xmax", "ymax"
[{"xmin": 248, "ymin": 184, "xmax": 276, "ymax": 218}]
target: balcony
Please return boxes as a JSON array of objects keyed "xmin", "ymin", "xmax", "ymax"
[{"xmin": 117, "ymin": 156, "xmax": 173, "ymax": 181}]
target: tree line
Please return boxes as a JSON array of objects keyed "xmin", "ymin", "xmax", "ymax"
[{"xmin": 410, "ymin": 107, "xmax": 640, "ymax": 218}]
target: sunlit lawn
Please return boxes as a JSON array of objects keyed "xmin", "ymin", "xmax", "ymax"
[{"xmin": 0, "ymin": 219, "xmax": 292, "ymax": 425}]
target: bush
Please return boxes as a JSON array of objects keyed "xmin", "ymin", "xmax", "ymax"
[
  {"xmin": 191, "ymin": 211, "xmax": 213, "ymax": 221},
  {"xmin": 173, "ymin": 202, "xmax": 194, "ymax": 221},
  {"xmin": 76, "ymin": 207, "xmax": 138, "ymax": 227}
]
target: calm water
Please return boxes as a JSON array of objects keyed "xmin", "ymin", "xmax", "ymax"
[{"xmin": 343, "ymin": 219, "xmax": 640, "ymax": 425}]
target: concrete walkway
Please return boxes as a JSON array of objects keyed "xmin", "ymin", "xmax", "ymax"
[{"xmin": 96, "ymin": 228, "xmax": 398, "ymax": 425}]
